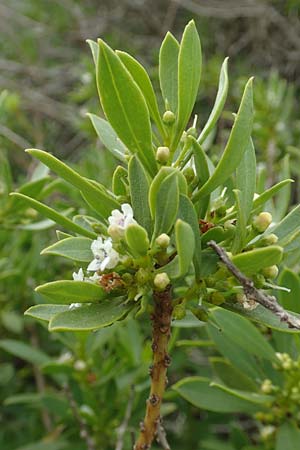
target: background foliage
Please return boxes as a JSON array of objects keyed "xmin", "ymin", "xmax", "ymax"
[{"xmin": 1, "ymin": 1, "xmax": 300, "ymax": 449}]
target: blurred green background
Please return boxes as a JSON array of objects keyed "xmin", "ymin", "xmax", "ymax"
[{"xmin": 1, "ymin": 1, "xmax": 300, "ymax": 449}]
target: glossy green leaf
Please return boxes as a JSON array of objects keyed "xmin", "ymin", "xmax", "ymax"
[
  {"xmin": 193, "ymin": 78, "xmax": 253, "ymax": 201},
  {"xmin": 25, "ymin": 305, "xmax": 70, "ymax": 322},
  {"xmin": 278, "ymin": 268, "xmax": 300, "ymax": 313},
  {"xmin": 231, "ymin": 245, "xmax": 283, "ymax": 275},
  {"xmin": 177, "ymin": 194, "xmax": 201, "ymax": 278},
  {"xmin": 159, "ymin": 31, "xmax": 179, "ymax": 112},
  {"xmin": 252, "ymin": 179, "xmax": 293, "ymax": 211},
  {"xmin": 224, "ymin": 302, "xmax": 300, "ymax": 333},
  {"xmin": 86, "ymin": 38, "xmax": 98, "ymax": 65},
  {"xmin": 172, "ymin": 20, "xmax": 202, "ymax": 151},
  {"xmin": 49, "ymin": 298, "xmax": 131, "ymax": 331},
  {"xmin": 116, "ymin": 50, "xmax": 165, "ymax": 136},
  {"xmin": 201, "ymin": 226, "xmax": 233, "ymax": 246},
  {"xmin": 210, "ymin": 307, "xmax": 276, "ymax": 361},
  {"xmin": 236, "ymin": 138, "xmax": 256, "ymax": 223},
  {"xmin": 25, "ymin": 149, "xmax": 119, "ymax": 218},
  {"xmin": 173, "ymin": 377, "xmax": 269, "ymax": 413},
  {"xmin": 153, "ymin": 172, "xmax": 179, "ymax": 237},
  {"xmin": 10, "ymin": 193, "xmax": 96, "ymax": 239},
  {"xmin": 88, "ymin": 113, "xmax": 127, "ymax": 162},
  {"xmin": 128, "ymin": 155, "xmax": 152, "ymax": 235},
  {"xmin": 36, "ymin": 280, "xmax": 106, "ymax": 304},
  {"xmin": 198, "ymin": 57, "xmax": 229, "ymax": 144},
  {"xmin": 125, "ymin": 223, "xmax": 149, "ymax": 256},
  {"xmin": 270, "ymin": 204, "xmax": 300, "ymax": 242},
  {"xmin": 276, "ymin": 423, "xmax": 300, "ymax": 450},
  {"xmin": 97, "ymin": 40, "xmax": 157, "ymax": 176},
  {"xmin": 0, "ymin": 339, "xmax": 50, "ymax": 365},
  {"xmin": 210, "ymin": 357, "xmax": 257, "ymax": 391},
  {"xmin": 41, "ymin": 237, "xmax": 93, "ymax": 262}
]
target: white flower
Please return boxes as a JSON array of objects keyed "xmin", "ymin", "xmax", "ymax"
[
  {"xmin": 88, "ymin": 272, "xmax": 101, "ymax": 282},
  {"xmin": 87, "ymin": 237, "xmax": 119, "ymax": 272},
  {"xmin": 69, "ymin": 303, "xmax": 82, "ymax": 310},
  {"xmin": 72, "ymin": 268, "xmax": 84, "ymax": 281},
  {"xmin": 108, "ymin": 204, "xmax": 136, "ymax": 237}
]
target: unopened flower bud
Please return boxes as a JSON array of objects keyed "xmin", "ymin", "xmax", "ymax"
[
  {"xmin": 155, "ymin": 233, "xmax": 170, "ymax": 248},
  {"xmin": 261, "ymin": 379, "xmax": 273, "ymax": 394},
  {"xmin": 154, "ymin": 273, "xmax": 170, "ymax": 291},
  {"xmin": 253, "ymin": 212, "xmax": 272, "ymax": 233},
  {"xmin": 260, "ymin": 233, "xmax": 278, "ymax": 246},
  {"xmin": 183, "ymin": 167, "xmax": 195, "ymax": 183},
  {"xmin": 262, "ymin": 265, "xmax": 279, "ymax": 279},
  {"xmin": 162, "ymin": 110, "xmax": 175, "ymax": 125},
  {"xmin": 156, "ymin": 146, "xmax": 170, "ymax": 164},
  {"xmin": 173, "ymin": 304, "xmax": 186, "ymax": 320},
  {"xmin": 210, "ymin": 292, "xmax": 225, "ymax": 305},
  {"xmin": 108, "ymin": 224, "xmax": 122, "ymax": 240}
]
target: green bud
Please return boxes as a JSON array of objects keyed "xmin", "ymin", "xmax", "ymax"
[
  {"xmin": 253, "ymin": 273, "xmax": 265, "ymax": 288},
  {"xmin": 210, "ymin": 291, "xmax": 225, "ymax": 305},
  {"xmin": 261, "ymin": 379, "xmax": 273, "ymax": 394},
  {"xmin": 215, "ymin": 205, "xmax": 227, "ymax": 218},
  {"xmin": 183, "ymin": 167, "xmax": 195, "ymax": 183},
  {"xmin": 173, "ymin": 304, "xmax": 186, "ymax": 320},
  {"xmin": 162, "ymin": 110, "xmax": 175, "ymax": 125},
  {"xmin": 125, "ymin": 223, "xmax": 149, "ymax": 256},
  {"xmin": 192, "ymin": 308, "xmax": 209, "ymax": 322},
  {"xmin": 253, "ymin": 212, "xmax": 272, "ymax": 233},
  {"xmin": 156, "ymin": 146, "xmax": 170, "ymax": 164},
  {"xmin": 260, "ymin": 233, "xmax": 278, "ymax": 246},
  {"xmin": 108, "ymin": 224, "xmax": 122, "ymax": 240},
  {"xmin": 155, "ymin": 233, "xmax": 170, "ymax": 248},
  {"xmin": 136, "ymin": 268, "xmax": 150, "ymax": 284},
  {"xmin": 153, "ymin": 273, "xmax": 170, "ymax": 291},
  {"xmin": 186, "ymin": 126, "xmax": 197, "ymax": 138},
  {"xmin": 262, "ymin": 265, "xmax": 279, "ymax": 279}
]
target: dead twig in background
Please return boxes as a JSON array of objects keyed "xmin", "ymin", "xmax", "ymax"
[
  {"xmin": 156, "ymin": 418, "xmax": 171, "ymax": 450},
  {"xmin": 208, "ymin": 240, "xmax": 300, "ymax": 329},
  {"xmin": 115, "ymin": 386, "xmax": 135, "ymax": 450}
]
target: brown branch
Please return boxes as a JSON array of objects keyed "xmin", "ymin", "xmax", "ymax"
[
  {"xmin": 134, "ymin": 287, "xmax": 173, "ymax": 450},
  {"xmin": 208, "ymin": 240, "xmax": 300, "ymax": 329},
  {"xmin": 115, "ymin": 385, "xmax": 135, "ymax": 450}
]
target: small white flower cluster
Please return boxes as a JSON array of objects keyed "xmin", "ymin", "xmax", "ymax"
[{"xmin": 69, "ymin": 204, "xmax": 136, "ymax": 310}]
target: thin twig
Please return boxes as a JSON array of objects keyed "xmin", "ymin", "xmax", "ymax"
[
  {"xmin": 115, "ymin": 386, "xmax": 135, "ymax": 450},
  {"xmin": 156, "ymin": 418, "xmax": 171, "ymax": 450},
  {"xmin": 208, "ymin": 240, "xmax": 300, "ymax": 329}
]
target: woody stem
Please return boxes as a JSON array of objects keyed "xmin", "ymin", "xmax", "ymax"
[{"xmin": 134, "ymin": 287, "xmax": 173, "ymax": 450}]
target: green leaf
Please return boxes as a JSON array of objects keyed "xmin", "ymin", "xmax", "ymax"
[
  {"xmin": 198, "ymin": 57, "xmax": 229, "ymax": 144},
  {"xmin": 252, "ymin": 179, "xmax": 293, "ymax": 211},
  {"xmin": 48, "ymin": 298, "xmax": 131, "ymax": 331},
  {"xmin": 10, "ymin": 193, "xmax": 96, "ymax": 239},
  {"xmin": 41, "ymin": 237, "xmax": 93, "ymax": 262},
  {"xmin": 116, "ymin": 51, "xmax": 165, "ymax": 137},
  {"xmin": 36, "ymin": 280, "xmax": 106, "ymax": 304},
  {"xmin": 274, "ymin": 155, "xmax": 291, "ymax": 221},
  {"xmin": 173, "ymin": 377, "xmax": 269, "ymax": 413},
  {"xmin": 210, "ymin": 307, "xmax": 276, "ymax": 361},
  {"xmin": 201, "ymin": 226, "xmax": 233, "ymax": 246},
  {"xmin": 25, "ymin": 305, "xmax": 70, "ymax": 322},
  {"xmin": 231, "ymin": 189, "xmax": 246, "ymax": 254},
  {"xmin": 231, "ymin": 245, "xmax": 283, "ymax": 275},
  {"xmin": 236, "ymin": 138, "xmax": 256, "ymax": 224},
  {"xmin": 15, "ymin": 441, "xmax": 67, "ymax": 450},
  {"xmin": 153, "ymin": 172, "xmax": 179, "ymax": 237},
  {"xmin": 159, "ymin": 31, "xmax": 179, "ymax": 112},
  {"xmin": 128, "ymin": 155, "xmax": 152, "ymax": 235},
  {"xmin": 278, "ymin": 268, "xmax": 300, "ymax": 313},
  {"xmin": 112, "ymin": 165, "xmax": 128, "ymax": 196},
  {"xmin": 193, "ymin": 78, "xmax": 253, "ymax": 200},
  {"xmin": 210, "ymin": 357, "xmax": 258, "ymax": 391},
  {"xmin": 88, "ymin": 113, "xmax": 127, "ymax": 162},
  {"xmin": 177, "ymin": 194, "xmax": 202, "ymax": 278},
  {"xmin": 0, "ymin": 339, "xmax": 50, "ymax": 365},
  {"xmin": 223, "ymin": 303, "xmax": 300, "ymax": 333},
  {"xmin": 25, "ymin": 149, "xmax": 119, "ymax": 218},
  {"xmin": 97, "ymin": 40, "xmax": 157, "ymax": 176},
  {"xmin": 86, "ymin": 38, "xmax": 98, "ymax": 65},
  {"xmin": 276, "ymin": 423, "xmax": 300, "ymax": 450},
  {"xmin": 270, "ymin": 204, "xmax": 300, "ymax": 243},
  {"xmin": 172, "ymin": 20, "xmax": 202, "ymax": 151},
  {"xmin": 125, "ymin": 223, "xmax": 149, "ymax": 256}
]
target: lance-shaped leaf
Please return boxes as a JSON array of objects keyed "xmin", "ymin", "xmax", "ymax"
[
  {"xmin": 252, "ymin": 179, "xmax": 293, "ymax": 211},
  {"xmin": 86, "ymin": 38, "xmax": 98, "ymax": 66},
  {"xmin": 97, "ymin": 40, "xmax": 157, "ymax": 176},
  {"xmin": 88, "ymin": 114, "xmax": 127, "ymax": 162},
  {"xmin": 173, "ymin": 377, "xmax": 271, "ymax": 413},
  {"xmin": 191, "ymin": 137, "xmax": 210, "ymax": 217},
  {"xmin": 276, "ymin": 423, "xmax": 300, "ymax": 450},
  {"xmin": 128, "ymin": 155, "xmax": 152, "ymax": 235},
  {"xmin": 10, "ymin": 193, "xmax": 96, "ymax": 239},
  {"xmin": 172, "ymin": 20, "xmax": 202, "ymax": 151},
  {"xmin": 112, "ymin": 166, "xmax": 128, "ymax": 196},
  {"xmin": 25, "ymin": 305, "xmax": 70, "ymax": 322},
  {"xmin": 116, "ymin": 51, "xmax": 165, "ymax": 137},
  {"xmin": 269, "ymin": 204, "xmax": 300, "ymax": 242},
  {"xmin": 25, "ymin": 149, "xmax": 119, "ymax": 218},
  {"xmin": 231, "ymin": 189, "xmax": 246, "ymax": 254},
  {"xmin": 198, "ymin": 57, "xmax": 229, "ymax": 144},
  {"xmin": 49, "ymin": 298, "xmax": 131, "ymax": 331},
  {"xmin": 153, "ymin": 172, "xmax": 179, "ymax": 237},
  {"xmin": 231, "ymin": 245, "xmax": 283, "ymax": 275},
  {"xmin": 210, "ymin": 358, "xmax": 257, "ymax": 391},
  {"xmin": 177, "ymin": 194, "xmax": 201, "ymax": 278},
  {"xmin": 157, "ymin": 219, "xmax": 195, "ymax": 279},
  {"xmin": 0, "ymin": 340, "xmax": 50, "ymax": 366},
  {"xmin": 278, "ymin": 269, "xmax": 300, "ymax": 313},
  {"xmin": 193, "ymin": 78, "xmax": 253, "ymax": 201},
  {"xmin": 159, "ymin": 31, "xmax": 179, "ymax": 112},
  {"xmin": 236, "ymin": 138, "xmax": 256, "ymax": 224},
  {"xmin": 36, "ymin": 280, "xmax": 106, "ymax": 304},
  {"xmin": 125, "ymin": 223, "xmax": 150, "ymax": 257},
  {"xmin": 41, "ymin": 237, "xmax": 93, "ymax": 262}
]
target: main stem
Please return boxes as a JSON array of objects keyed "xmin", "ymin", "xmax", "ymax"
[{"xmin": 134, "ymin": 287, "xmax": 173, "ymax": 450}]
